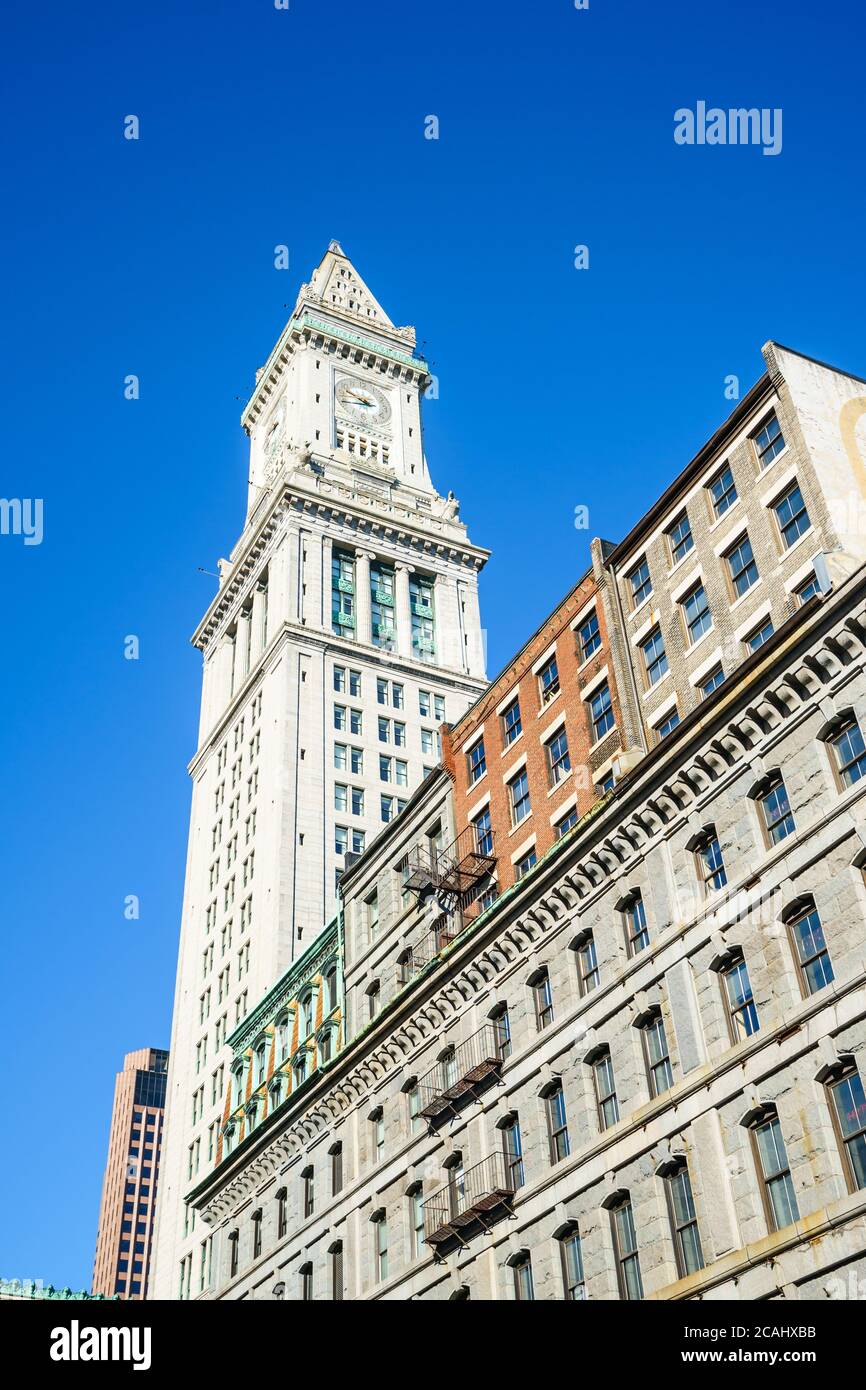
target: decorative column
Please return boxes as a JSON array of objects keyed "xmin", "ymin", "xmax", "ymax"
[
  {"xmin": 321, "ymin": 535, "xmax": 333, "ymax": 631},
  {"xmin": 395, "ymin": 563, "xmax": 414, "ymax": 659},
  {"xmin": 233, "ymin": 609, "xmax": 251, "ymax": 692},
  {"xmin": 216, "ymin": 632, "xmax": 235, "ymax": 713},
  {"xmin": 354, "ymin": 551, "xmax": 374, "ymax": 647},
  {"xmin": 434, "ymin": 575, "xmax": 464, "ymax": 671},
  {"xmin": 250, "ymin": 581, "xmax": 267, "ymax": 666}
]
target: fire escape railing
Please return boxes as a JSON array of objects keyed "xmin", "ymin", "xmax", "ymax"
[
  {"xmin": 416, "ymin": 1023, "xmax": 507, "ymax": 1124},
  {"xmin": 404, "ymin": 823, "xmax": 497, "ymax": 900},
  {"xmin": 422, "ymin": 1152, "xmax": 517, "ymax": 1249}
]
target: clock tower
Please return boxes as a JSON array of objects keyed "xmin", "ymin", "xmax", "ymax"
[{"xmin": 150, "ymin": 243, "xmax": 489, "ymax": 1297}]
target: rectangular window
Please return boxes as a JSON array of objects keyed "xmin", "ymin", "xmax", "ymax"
[
  {"xmin": 682, "ymin": 583, "xmax": 711, "ymax": 644},
  {"xmin": 753, "ymin": 1114, "xmax": 799, "ymax": 1231},
  {"xmin": 546, "ymin": 728, "xmax": 571, "ymax": 786},
  {"xmin": 371, "ymin": 562, "xmax": 397, "ymax": 649},
  {"xmin": 379, "ymin": 754, "xmax": 392, "ymax": 783},
  {"xmin": 830, "ymin": 718, "xmax": 866, "ymax": 788},
  {"xmin": 829, "ymin": 1068, "xmax": 866, "ymax": 1190},
  {"xmin": 376, "ymin": 677, "xmax": 387, "ymax": 705},
  {"xmin": 545, "ymin": 1083, "xmax": 570, "ymax": 1163},
  {"xmin": 641, "ymin": 1011, "xmax": 673, "ymax": 1096},
  {"xmin": 629, "ymin": 558, "xmax": 652, "ymax": 608},
  {"xmin": 744, "ymin": 618, "xmax": 774, "ymax": 654},
  {"xmin": 759, "ymin": 774, "xmax": 794, "ymax": 845},
  {"xmin": 333, "ymin": 705, "xmax": 346, "ymax": 731},
  {"xmin": 560, "ymin": 1230, "xmax": 586, "ymax": 1300},
  {"xmin": 509, "ymin": 769, "xmax": 531, "ymax": 826},
  {"xmin": 795, "ymin": 573, "xmax": 821, "ymax": 605},
  {"xmin": 515, "ymin": 849, "xmax": 537, "ymax": 880},
  {"xmin": 611, "ymin": 1199, "xmax": 643, "ymax": 1300},
  {"xmin": 303, "ymin": 1168, "xmax": 315, "ymax": 1220},
  {"xmin": 350, "ymin": 747, "xmax": 363, "ymax": 775},
  {"xmin": 575, "ymin": 932, "xmax": 599, "ymax": 995},
  {"xmin": 641, "ymin": 626, "xmax": 668, "ymax": 687},
  {"xmin": 555, "ymin": 807, "xmax": 578, "ymax": 839},
  {"xmin": 624, "ymin": 892, "xmax": 649, "ymax": 954},
  {"xmin": 410, "ymin": 1188, "xmax": 425, "ymax": 1258},
  {"xmin": 331, "ymin": 550, "xmax": 356, "ymax": 637},
  {"xmin": 538, "ymin": 656, "xmax": 560, "ymax": 705},
  {"xmin": 420, "ymin": 728, "xmax": 435, "ymax": 757},
  {"xmin": 380, "ymin": 795, "xmax": 393, "ymax": 823},
  {"xmin": 331, "ymin": 1243, "xmax": 343, "ymax": 1301},
  {"xmin": 532, "ymin": 969, "xmax": 554, "ymax": 1030},
  {"xmin": 503, "ymin": 1118, "xmax": 525, "ymax": 1188},
  {"xmin": 773, "ymin": 481, "xmax": 811, "ymax": 549},
  {"xmin": 655, "ymin": 709, "xmax": 680, "ymax": 741},
  {"xmin": 789, "ymin": 902, "xmax": 834, "ymax": 994},
  {"xmin": 375, "ymin": 1217, "xmax": 389, "ymax": 1282},
  {"xmin": 467, "ymin": 738, "xmax": 486, "ymax": 784},
  {"xmin": 726, "ymin": 535, "xmax": 759, "ymax": 598},
  {"xmin": 590, "ymin": 683, "xmax": 614, "ymax": 741},
  {"xmin": 473, "ymin": 806, "xmax": 493, "ymax": 856},
  {"xmin": 331, "ymin": 1142, "xmax": 343, "ymax": 1195},
  {"xmin": 754, "ymin": 412, "xmax": 786, "ymax": 468},
  {"xmin": 708, "ymin": 463, "xmax": 737, "ymax": 518},
  {"xmin": 593, "ymin": 1050, "xmax": 619, "ymax": 1130},
  {"xmin": 696, "ymin": 829, "xmax": 726, "ymax": 892},
  {"xmin": 335, "ymin": 825, "xmax": 348, "ymax": 856},
  {"xmin": 722, "ymin": 955, "xmax": 759, "ymax": 1040},
  {"xmin": 334, "ymin": 783, "xmax": 347, "ymax": 812},
  {"xmin": 578, "ymin": 611, "xmax": 601, "ymax": 662},
  {"xmin": 410, "ymin": 574, "xmax": 436, "ymax": 660},
  {"xmin": 513, "ymin": 1253, "xmax": 534, "ymax": 1301},
  {"xmin": 666, "ymin": 1165, "xmax": 703, "ymax": 1277},
  {"xmin": 700, "ymin": 665, "xmax": 725, "ymax": 699},
  {"xmin": 667, "ymin": 512, "xmax": 694, "ymax": 565},
  {"xmin": 502, "ymin": 698, "xmax": 522, "ymax": 745}
]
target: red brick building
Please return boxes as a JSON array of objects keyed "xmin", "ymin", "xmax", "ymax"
[{"xmin": 441, "ymin": 546, "xmax": 632, "ymax": 904}]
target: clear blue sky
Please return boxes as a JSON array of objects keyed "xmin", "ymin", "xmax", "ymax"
[{"xmin": 1, "ymin": 0, "xmax": 864, "ymax": 1291}]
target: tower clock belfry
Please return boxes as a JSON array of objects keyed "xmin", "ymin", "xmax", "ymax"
[{"xmin": 150, "ymin": 243, "xmax": 489, "ymax": 1298}]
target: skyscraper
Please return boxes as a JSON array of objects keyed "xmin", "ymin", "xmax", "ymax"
[
  {"xmin": 150, "ymin": 244, "xmax": 489, "ymax": 1297},
  {"xmin": 92, "ymin": 1048, "xmax": 168, "ymax": 1300}
]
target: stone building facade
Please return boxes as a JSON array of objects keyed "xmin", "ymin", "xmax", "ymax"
[
  {"xmin": 187, "ymin": 560, "xmax": 866, "ymax": 1302},
  {"xmin": 151, "ymin": 244, "xmax": 489, "ymax": 1298}
]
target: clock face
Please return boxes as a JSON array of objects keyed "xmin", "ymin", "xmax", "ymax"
[{"xmin": 335, "ymin": 376, "xmax": 392, "ymax": 428}]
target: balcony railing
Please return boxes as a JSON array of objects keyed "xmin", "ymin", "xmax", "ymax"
[
  {"xmin": 416, "ymin": 1023, "xmax": 506, "ymax": 1125},
  {"xmin": 404, "ymin": 917, "xmax": 458, "ymax": 974},
  {"xmin": 404, "ymin": 823, "xmax": 497, "ymax": 899},
  {"xmin": 422, "ymin": 1152, "xmax": 516, "ymax": 1250}
]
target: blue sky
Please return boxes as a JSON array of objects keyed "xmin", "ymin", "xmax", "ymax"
[{"xmin": 1, "ymin": 0, "xmax": 864, "ymax": 1291}]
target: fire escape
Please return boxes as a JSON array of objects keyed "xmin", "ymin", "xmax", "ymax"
[
  {"xmin": 403, "ymin": 823, "xmax": 497, "ymax": 967},
  {"xmin": 416, "ymin": 1022, "xmax": 507, "ymax": 1127},
  {"xmin": 422, "ymin": 1153, "xmax": 517, "ymax": 1254}
]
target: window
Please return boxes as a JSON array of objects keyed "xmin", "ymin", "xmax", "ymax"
[
  {"xmin": 629, "ymin": 558, "xmax": 652, "ymax": 608},
  {"xmin": 559, "ymin": 1229, "xmax": 586, "ymax": 1300},
  {"xmin": 640, "ymin": 627, "xmax": 668, "ymax": 687},
  {"xmin": 773, "ymin": 481, "xmax": 811, "ymax": 549},
  {"xmin": 509, "ymin": 769, "xmax": 531, "ymax": 826},
  {"xmin": 623, "ymin": 891, "xmax": 649, "ymax": 954},
  {"xmin": 555, "ymin": 807, "xmax": 578, "ymax": 839},
  {"xmin": 410, "ymin": 573, "xmax": 436, "ymax": 660},
  {"xmin": 655, "ymin": 709, "xmax": 680, "ymax": 741},
  {"xmin": 515, "ymin": 848, "xmax": 537, "ymax": 880},
  {"xmin": 331, "ymin": 550, "xmax": 355, "ymax": 637},
  {"xmin": 409, "ymin": 1185, "xmax": 425, "ymax": 1258},
  {"xmin": 699, "ymin": 664, "xmax": 725, "ymax": 699},
  {"xmin": 590, "ymin": 683, "xmax": 614, "ymax": 741},
  {"xmin": 592, "ymin": 1048, "xmax": 619, "ymax": 1130},
  {"xmin": 694, "ymin": 827, "xmax": 726, "ymax": 893},
  {"xmin": 754, "ymin": 411, "xmax": 786, "ymax": 468},
  {"xmin": 367, "ymin": 982, "xmax": 380, "ymax": 1021},
  {"xmin": 473, "ymin": 807, "xmax": 493, "ymax": 856},
  {"xmin": 502, "ymin": 1116, "xmax": 525, "ymax": 1189},
  {"xmin": 665, "ymin": 1163, "xmax": 703, "ymax": 1277},
  {"xmin": 502, "ymin": 698, "xmax": 522, "ymax": 745},
  {"xmin": 578, "ymin": 610, "xmax": 601, "ymax": 662},
  {"xmin": 640, "ymin": 1009, "xmax": 673, "ymax": 1096},
  {"xmin": 300, "ymin": 1262, "xmax": 313, "ymax": 1301},
  {"xmin": 302, "ymin": 1166, "xmax": 315, "ymax": 1219},
  {"xmin": 334, "ymin": 783, "xmax": 347, "ymax": 813},
  {"xmin": 751, "ymin": 1112, "xmax": 799, "ymax": 1231},
  {"xmin": 794, "ymin": 572, "xmax": 821, "ymax": 605},
  {"xmin": 491, "ymin": 1003, "xmax": 512, "ymax": 1060},
  {"xmin": 682, "ymin": 583, "xmax": 711, "ymax": 644},
  {"xmin": 539, "ymin": 656, "xmax": 560, "ymax": 705},
  {"xmin": 467, "ymin": 738, "xmax": 486, "ymax": 784},
  {"xmin": 829, "ymin": 716, "xmax": 866, "ymax": 789},
  {"xmin": 379, "ymin": 753, "xmax": 392, "ymax": 783},
  {"xmin": 531, "ymin": 968, "xmax": 554, "ymax": 1030},
  {"xmin": 333, "ymin": 705, "xmax": 347, "ymax": 731},
  {"xmin": 667, "ymin": 512, "xmax": 693, "ymax": 565},
  {"xmin": 393, "ymin": 721, "xmax": 406, "ymax": 748},
  {"xmin": 333, "ymin": 666, "xmax": 346, "ymax": 693},
  {"xmin": 330, "ymin": 1242, "xmax": 344, "ymax": 1301},
  {"xmin": 708, "ymin": 463, "xmax": 737, "ymax": 518},
  {"xmin": 721, "ymin": 953, "xmax": 759, "ymax": 1040},
  {"xmin": 334, "ymin": 825, "xmax": 348, "ymax": 856},
  {"xmin": 370, "ymin": 1107, "xmax": 385, "ymax": 1163},
  {"xmin": 610, "ymin": 1196, "xmax": 643, "ymax": 1300},
  {"xmin": 365, "ymin": 891, "xmax": 379, "ymax": 940},
  {"xmin": 419, "ymin": 689, "xmax": 431, "ymax": 716},
  {"xmin": 351, "ymin": 786, "xmax": 364, "ymax": 816},
  {"xmin": 371, "ymin": 562, "xmax": 396, "ymax": 648},
  {"xmin": 757, "ymin": 773, "xmax": 794, "ymax": 846},
  {"xmin": 252, "ymin": 1209, "xmax": 262, "ymax": 1259},
  {"xmin": 434, "ymin": 694, "xmax": 445, "ymax": 721},
  {"xmin": 276, "ymin": 1188, "xmax": 287, "ymax": 1239},
  {"xmin": 512, "ymin": 1253, "xmax": 534, "ymax": 1301},
  {"xmin": 828, "ymin": 1066, "xmax": 866, "ymax": 1191},
  {"xmin": 330, "ymin": 1142, "xmax": 343, "ymax": 1195},
  {"xmin": 726, "ymin": 535, "xmax": 759, "ymax": 597},
  {"xmin": 546, "ymin": 728, "xmax": 571, "ymax": 786},
  {"xmin": 376, "ymin": 677, "xmax": 387, "ymax": 705},
  {"xmin": 574, "ymin": 931, "xmax": 599, "ymax": 995},
  {"xmin": 395, "ymin": 759, "xmax": 408, "ymax": 787},
  {"xmin": 333, "ymin": 743, "xmax": 347, "ymax": 770},
  {"xmin": 350, "ymin": 747, "xmax": 363, "ymax": 775},
  {"xmin": 744, "ymin": 617, "xmax": 774, "ymax": 653},
  {"xmin": 380, "ymin": 795, "xmax": 394, "ymax": 823},
  {"xmin": 787, "ymin": 900, "xmax": 834, "ymax": 995},
  {"xmin": 545, "ymin": 1082, "xmax": 570, "ymax": 1163},
  {"xmin": 392, "ymin": 682, "xmax": 404, "ymax": 709},
  {"xmin": 374, "ymin": 1212, "xmax": 389, "ymax": 1282},
  {"xmin": 229, "ymin": 1230, "xmax": 239, "ymax": 1279}
]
